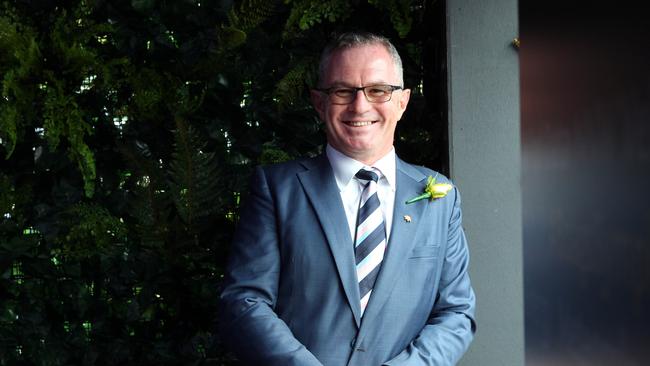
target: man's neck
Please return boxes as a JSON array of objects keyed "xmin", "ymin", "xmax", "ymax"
[{"xmin": 327, "ymin": 145, "xmax": 394, "ymax": 166}]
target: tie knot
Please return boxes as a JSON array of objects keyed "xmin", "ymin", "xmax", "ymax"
[{"xmin": 355, "ymin": 169, "xmax": 379, "ymax": 183}]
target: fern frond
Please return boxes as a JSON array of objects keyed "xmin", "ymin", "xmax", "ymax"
[
  {"xmin": 274, "ymin": 57, "xmax": 316, "ymax": 112},
  {"xmin": 0, "ymin": 104, "xmax": 18, "ymax": 158},
  {"xmin": 121, "ymin": 140, "xmax": 171, "ymax": 249},
  {"xmin": 228, "ymin": 0, "xmax": 278, "ymax": 33},
  {"xmin": 0, "ymin": 15, "xmax": 42, "ymax": 158},
  {"xmin": 283, "ymin": 0, "xmax": 352, "ymax": 38},
  {"xmin": 128, "ymin": 67, "xmax": 165, "ymax": 118},
  {"xmin": 129, "ymin": 184, "xmax": 171, "ymax": 249},
  {"xmin": 168, "ymin": 119, "xmax": 222, "ymax": 230},
  {"xmin": 259, "ymin": 142, "xmax": 291, "ymax": 164},
  {"xmin": 42, "ymin": 83, "xmax": 96, "ymax": 197},
  {"xmin": 368, "ymin": 0, "xmax": 414, "ymax": 38},
  {"xmin": 59, "ymin": 203, "xmax": 127, "ymax": 259}
]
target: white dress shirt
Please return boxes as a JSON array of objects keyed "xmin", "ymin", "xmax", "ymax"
[{"xmin": 325, "ymin": 144, "xmax": 397, "ymax": 242}]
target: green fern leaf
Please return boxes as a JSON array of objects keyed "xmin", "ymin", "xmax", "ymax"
[
  {"xmin": 283, "ymin": 0, "xmax": 352, "ymax": 38},
  {"xmin": 168, "ymin": 120, "xmax": 223, "ymax": 230},
  {"xmin": 368, "ymin": 0, "xmax": 414, "ymax": 38},
  {"xmin": 228, "ymin": 0, "xmax": 278, "ymax": 33},
  {"xmin": 121, "ymin": 140, "xmax": 171, "ymax": 249},
  {"xmin": 59, "ymin": 203, "xmax": 127, "ymax": 259},
  {"xmin": 274, "ymin": 57, "xmax": 316, "ymax": 112}
]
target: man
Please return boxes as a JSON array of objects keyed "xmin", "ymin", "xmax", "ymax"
[{"xmin": 219, "ymin": 32, "xmax": 476, "ymax": 366}]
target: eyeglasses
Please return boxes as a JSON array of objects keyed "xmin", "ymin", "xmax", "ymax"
[{"xmin": 315, "ymin": 85, "xmax": 403, "ymax": 105}]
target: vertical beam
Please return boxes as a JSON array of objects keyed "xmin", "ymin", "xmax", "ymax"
[{"xmin": 446, "ymin": 1, "xmax": 525, "ymax": 365}]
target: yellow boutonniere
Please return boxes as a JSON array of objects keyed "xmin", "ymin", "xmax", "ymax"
[{"xmin": 405, "ymin": 175, "xmax": 453, "ymax": 204}]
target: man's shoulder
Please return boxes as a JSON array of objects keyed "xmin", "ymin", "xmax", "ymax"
[
  {"xmin": 398, "ymin": 158, "xmax": 452, "ymax": 184},
  {"xmin": 255, "ymin": 155, "xmax": 329, "ymax": 186},
  {"xmin": 259, "ymin": 155, "xmax": 324, "ymax": 174}
]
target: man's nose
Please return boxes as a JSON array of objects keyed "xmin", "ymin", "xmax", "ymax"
[{"xmin": 347, "ymin": 89, "xmax": 371, "ymax": 112}]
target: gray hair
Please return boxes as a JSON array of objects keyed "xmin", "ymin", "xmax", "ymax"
[{"xmin": 318, "ymin": 32, "xmax": 404, "ymax": 87}]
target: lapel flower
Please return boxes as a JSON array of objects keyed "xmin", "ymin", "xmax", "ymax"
[{"xmin": 405, "ymin": 174, "xmax": 453, "ymax": 204}]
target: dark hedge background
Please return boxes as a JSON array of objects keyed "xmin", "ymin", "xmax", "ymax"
[{"xmin": 0, "ymin": 0, "xmax": 447, "ymax": 364}]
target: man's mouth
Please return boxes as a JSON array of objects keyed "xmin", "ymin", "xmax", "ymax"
[{"xmin": 344, "ymin": 121, "xmax": 377, "ymax": 127}]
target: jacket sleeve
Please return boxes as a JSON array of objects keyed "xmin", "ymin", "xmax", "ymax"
[
  {"xmin": 219, "ymin": 166, "xmax": 323, "ymax": 366},
  {"xmin": 384, "ymin": 187, "xmax": 477, "ymax": 366}
]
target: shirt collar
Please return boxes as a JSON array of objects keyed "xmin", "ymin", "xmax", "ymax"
[{"xmin": 326, "ymin": 144, "xmax": 396, "ymax": 192}]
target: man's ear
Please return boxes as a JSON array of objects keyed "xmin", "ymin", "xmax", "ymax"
[
  {"xmin": 398, "ymin": 88, "xmax": 411, "ymax": 112},
  {"xmin": 394, "ymin": 88, "xmax": 411, "ymax": 122},
  {"xmin": 310, "ymin": 89, "xmax": 326, "ymax": 120}
]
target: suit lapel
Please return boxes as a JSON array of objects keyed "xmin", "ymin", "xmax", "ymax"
[
  {"xmin": 359, "ymin": 158, "xmax": 429, "ymax": 325},
  {"xmin": 297, "ymin": 155, "xmax": 362, "ymax": 326}
]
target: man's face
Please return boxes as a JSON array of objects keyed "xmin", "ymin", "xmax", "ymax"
[{"xmin": 311, "ymin": 44, "xmax": 411, "ymax": 165}]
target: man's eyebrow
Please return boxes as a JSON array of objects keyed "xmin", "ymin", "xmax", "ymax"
[
  {"xmin": 325, "ymin": 81, "xmax": 391, "ymax": 88},
  {"xmin": 325, "ymin": 82, "xmax": 355, "ymax": 88}
]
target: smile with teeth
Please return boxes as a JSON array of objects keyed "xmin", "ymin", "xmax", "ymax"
[{"xmin": 345, "ymin": 121, "xmax": 377, "ymax": 127}]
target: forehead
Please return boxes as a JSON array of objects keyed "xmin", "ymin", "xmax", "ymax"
[{"xmin": 322, "ymin": 44, "xmax": 398, "ymax": 85}]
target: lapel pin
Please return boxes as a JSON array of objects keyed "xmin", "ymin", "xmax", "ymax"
[{"xmin": 403, "ymin": 215, "xmax": 412, "ymax": 223}]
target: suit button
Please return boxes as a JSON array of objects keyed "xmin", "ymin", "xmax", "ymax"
[{"xmin": 350, "ymin": 337, "xmax": 356, "ymax": 348}]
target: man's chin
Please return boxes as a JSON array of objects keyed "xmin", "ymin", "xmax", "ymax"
[{"xmin": 343, "ymin": 146, "xmax": 387, "ymax": 164}]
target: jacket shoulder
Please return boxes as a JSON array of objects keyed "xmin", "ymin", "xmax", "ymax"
[
  {"xmin": 255, "ymin": 155, "xmax": 327, "ymax": 186},
  {"xmin": 259, "ymin": 156, "xmax": 317, "ymax": 174},
  {"xmin": 398, "ymin": 159, "xmax": 452, "ymax": 185}
]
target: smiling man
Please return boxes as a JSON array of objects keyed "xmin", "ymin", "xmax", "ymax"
[
  {"xmin": 312, "ymin": 38, "xmax": 410, "ymax": 165},
  {"xmin": 220, "ymin": 32, "xmax": 476, "ymax": 366}
]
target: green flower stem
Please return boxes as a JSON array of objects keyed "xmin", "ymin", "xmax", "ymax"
[{"xmin": 405, "ymin": 192, "xmax": 431, "ymax": 204}]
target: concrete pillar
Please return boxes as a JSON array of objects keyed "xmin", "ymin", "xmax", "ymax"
[{"xmin": 446, "ymin": 1, "xmax": 525, "ymax": 365}]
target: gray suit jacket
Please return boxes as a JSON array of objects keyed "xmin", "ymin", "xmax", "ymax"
[{"xmin": 219, "ymin": 154, "xmax": 476, "ymax": 365}]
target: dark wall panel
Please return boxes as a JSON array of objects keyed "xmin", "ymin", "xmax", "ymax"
[{"xmin": 520, "ymin": 1, "xmax": 650, "ymax": 365}]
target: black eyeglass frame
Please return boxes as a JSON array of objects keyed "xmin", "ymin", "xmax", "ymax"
[{"xmin": 315, "ymin": 84, "xmax": 404, "ymax": 105}]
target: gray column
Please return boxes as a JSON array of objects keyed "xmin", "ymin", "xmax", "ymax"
[{"xmin": 446, "ymin": 1, "xmax": 525, "ymax": 365}]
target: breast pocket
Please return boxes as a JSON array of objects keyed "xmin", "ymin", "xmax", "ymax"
[{"xmin": 409, "ymin": 244, "xmax": 441, "ymax": 259}]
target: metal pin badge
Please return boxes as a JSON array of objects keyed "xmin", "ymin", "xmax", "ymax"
[
  {"xmin": 512, "ymin": 37, "xmax": 520, "ymax": 50},
  {"xmin": 403, "ymin": 215, "xmax": 412, "ymax": 223}
]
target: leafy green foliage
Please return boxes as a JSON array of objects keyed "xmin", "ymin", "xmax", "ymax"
[
  {"xmin": 369, "ymin": 0, "xmax": 414, "ymax": 37},
  {"xmin": 168, "ymin": 121, "xmax": 222, "ymax": 231},
  {"xmin": 58, "ymin": 202, "xmax": 127, "ymax": 259},
  {"xmin": 229, "ymin": 0, "xmax": 278, "ymax": 33},
  {"xmin": 0, "ymin": 0, "xmax": 446, "ymax": 364},
  {"xmin": 274, "ymin": 56, "xmax": 316, "ymax": 111},
  {"xmin": 284, "ymin": 0, "xmax": 353, "ymax": 35},
  {"xmin": 0, "ymin": 13, "xmax": 40, "ymax": 158}
]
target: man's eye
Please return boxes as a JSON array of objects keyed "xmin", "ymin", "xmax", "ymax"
[
  {"xmin": 333, "ymin": 89, "xmax": 354, "ymax": 97},
  {"xmin": 367, "ymin": 87, "xmax": 389, "ymax": 96}
]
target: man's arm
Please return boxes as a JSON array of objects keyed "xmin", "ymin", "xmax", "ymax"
[
  {"xmin": 384, "ymin": 187, "xmax": 477, "ymax": 366},
  {"xmin": 219, "ymin": 166, "xmax": 323, "ymax": 366}
]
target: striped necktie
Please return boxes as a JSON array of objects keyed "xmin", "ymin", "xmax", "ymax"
[{"xmin": 354, "ymin": 168, "xmax": 387, "ymax": 316}]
